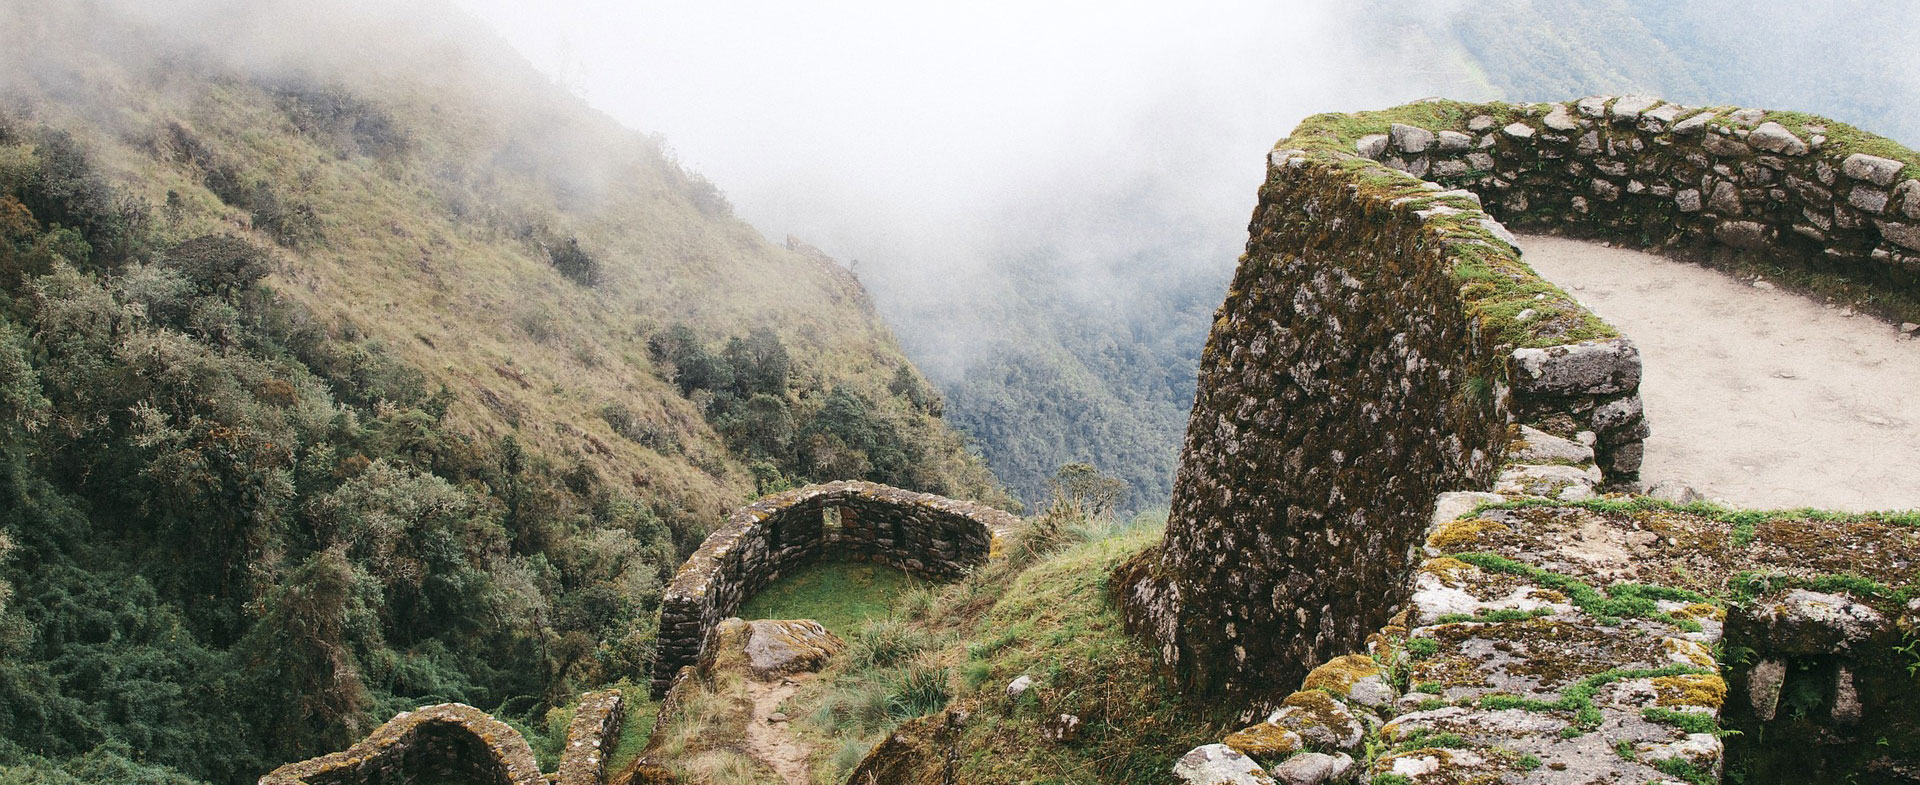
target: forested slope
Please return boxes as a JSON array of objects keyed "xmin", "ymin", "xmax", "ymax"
[{"xmin": 0, "ymin": 1, "xmax": 1002, "ymax": 781}]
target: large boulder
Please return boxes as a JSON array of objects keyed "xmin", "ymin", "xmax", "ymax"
[{"xmin": 743, "ymin": 619, "xmax": 846, "ymax": 680}]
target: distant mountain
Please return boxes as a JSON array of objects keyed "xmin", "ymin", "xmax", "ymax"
[{"xmin": 0, "ymin": 0, "xmax": 1001, "ymax": 780}]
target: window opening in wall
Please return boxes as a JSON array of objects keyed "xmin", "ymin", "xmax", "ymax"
[{"xmin": 823, "ymin": 506, "xmax": 842, "ymax": 530}]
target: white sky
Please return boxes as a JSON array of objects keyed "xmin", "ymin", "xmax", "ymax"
[{"xmin": 447, "ymin": 2, "xmax": 1426, "ymax": 266}]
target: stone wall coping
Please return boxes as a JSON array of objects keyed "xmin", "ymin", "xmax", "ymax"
[
  {"xmin": 662, "ymin": 480, "xmax": 1020, "ymax": 600},
  {"xmin": 257, "ymin": 703, "xmax": 545, "ymax": 785}
]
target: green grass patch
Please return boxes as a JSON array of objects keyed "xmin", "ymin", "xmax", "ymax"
[
  {"xmin": 1448, "ymin": 552, "xmax": 1711, "ymax": 631},
  {"xmin": 1475, "ymin": 664, "xmax": 1714, "ymax": 734},
  {"xmin": 736, "ymin": 560, "xmax": 926, "ymax": 639},
  {"xmin": 1641, "ymin": 707, "xmax": 1727, "ymax": 736}
]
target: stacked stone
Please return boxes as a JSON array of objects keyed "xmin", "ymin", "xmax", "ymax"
[
  {"xmin": 257, "ymin": 703, "xmax": 546, "ymax": 785},
  {"xmin": 1359, "ymin": 97, "xmax": 1920, "ymax": 301},
  {"xmin": 1174, "ymin": 424, "xmax": 1920, "ymax": 784},
  {"xmin": 556, "ymin": 690, "xmax": 626, "ymax": 785},
  {"xmin": 652, "ymin": 481, "xmax": 1019, "ymax": 697},
  {"xmin": 1507, "ymin": 340, "xmax": 1648, "ymax": 481},
  {"xmin": 1119, "ymin": 152, "xmax": 1518, "ymax": 703}
]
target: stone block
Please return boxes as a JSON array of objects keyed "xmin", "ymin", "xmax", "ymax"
[
  {"xmin": 1842, "ymin": 153, "xmax": 1905, "ymax": 186},
  {"xmin": 1508, "ymin": 339, "xmax": 1642, "ymax": 396}
]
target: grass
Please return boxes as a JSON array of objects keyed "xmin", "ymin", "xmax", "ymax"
[
  {"xmin": 1476, "ymin": 664, "xmax": 1715, "ymax": 734},
  {"xmin": 1447, "ymin": 552, "xmax": 1711, "ymax": 631},
  {"xmin": 736, "ymin": 560, "xmax": 926, "ymax": 639}
]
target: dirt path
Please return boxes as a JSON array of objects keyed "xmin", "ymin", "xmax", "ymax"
[
  {"xmin": 1518, "ymin": 234, "xmax": 1920, "ymax": 512},
  {"xmin": 744, "ymin": 676, "xmax": 812, "ymax": 785}
]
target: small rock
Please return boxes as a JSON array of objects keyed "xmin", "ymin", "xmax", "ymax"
[
  {"xmin": 1832, "ymin": 666, "xmax": 1862, "ymax": 726},
  {"xmin": 1503, "ymin": 122, "xmax": 1535, "ymax": 140},
  {"xmin": 1878, "ymin": 220, "xmax": 1920, "ymax": 251},
  {"xmin": 1007, "ymin": 674, "xmax": 1034, "ymax": 700},
  {"xmin": 1175, "ymin": 744, "xmax": 1275, "ymax": 785},
  {"xmin": 1672, "ymin": 112, "xmax": 1715, "ymax": 136},
  {"xmin": 1436, "ymin": 130, "xmax": 1473, "ymax": 152},
  {"xmin": 1674, "ymin": 188, "xmax": 1703, "ymax": 212},
  {"xmin": 1512, "ymin": 425, "xmax": 1595, "ymax": 465},
  {"xmin": 1390, "ymin": 123, "xmax": 1435, "ymax": 154},
  {"xmin": 1703, "ymin": 134, "xmax": 1752, "ymax": 157},
  {"xmin": 1576, "ymin": 96, "xmax": 1612, "ymax": 119},
  {"xmin": 1728, "ymin": 108, "xmax": 1766, "ymax": 126},
  {"xmin": 1043, "ymin": 713, "xmax": 1082, "ymax": 743},
  {"xmin": 1850, "ymin": 186, "xmax": 1891, "ymax": 214},
  {"xmin": 1355, "ymin": 134, "xmax": 1389, "ymax": 160},
  {"xmin": 1543, "ymin": 104, "xmax": 1580, "ymax": 131},
  {"xmin": 1610, "ymin": 95, "xmax": 1660, "ymax": 121},
  {"xmin": 1714, "ymin": 220, "xmax": 1773, "ymax": 249},
  {"xmin": 1751, "ymin": 279, "xmax": 1775, "ymax": 290},
  {"xmin": 1748, "ymin": 121, "xmax": 1808, "ymax": 155},
  {"xmin": 1271, "ymin": 752, "xmax": 1355, "ymax": 785},
  {"xmin": 1646, "ymin": 480, "xmax": 1705, "ymax": 505},
  {"xmin": 1432, "ymin": 491, "xmax": 1503, "ymax": 525},
  {"xmin": 1901, "ymin": 322, "xmax": 1918, "ymax": 334},
  {"xmin": 1508, "ymin": 339, "xmax": 1642, "ymax": 395},
  {"xmin": 1748, "ymin": 659, "xmax": 1788, "ymax": 721},
  {"xmin": 1467, "ymin": 114, "xmax": 1497, "ymax": 132},
  {"xmin": 1843, "ymin": 153, "xmax": 1905, "ymax": 186},
  {"xmin": 767, "ymin": 712, "xmax": 789, "ymax": 723}
]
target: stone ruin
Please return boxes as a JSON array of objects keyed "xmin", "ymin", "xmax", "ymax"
[
  {"xmin": 257, "ymin": 690, "xmax": 623, "ymax": 785},
  {"xmin": 1138, "ymin": 97, "xmax": 1919, "ymax": 784},
  {"xmin": 651, "ymin": 480, "xmax": 1020, "ymax": 698}
]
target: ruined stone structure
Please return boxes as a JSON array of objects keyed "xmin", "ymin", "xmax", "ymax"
[
  {"xmin": 1147, "ymin": 97, "xmax": 1920, "ymax": 784},
  {"xmin": 651, "ymin": 481, "xmax": 1020, "ymax": 697},
  {"xmin": 258, "ymin": 691, "xmax": 624, "ymax": 785},
  {"xmin": 1117, "ymin": 102, "xmax": 1650, "ymax": 704}
]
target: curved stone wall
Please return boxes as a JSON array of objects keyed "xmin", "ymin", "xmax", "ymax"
[
  {"xmin": 258, "ymin": 691, "xmax": 626, "ymax": 785},
  {"xmin": 1120, "ymin": 101, "xmax": 1656, "ymax": 706},
  {"xmin": 258, "ymin": 704, "xmax": 544, "ymax": 785},
  {"xmin": 651, "ymin": 481, "xmax": 1020, "ymax": 697},
  {"xmin": 1351, "ymin": 97, "xmax": 1920, "ymax": 315}
]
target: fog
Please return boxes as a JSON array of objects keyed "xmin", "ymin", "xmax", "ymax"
[{"xmin": 448, "ymin": 1, "xmax": 1450, "ymax": 375}]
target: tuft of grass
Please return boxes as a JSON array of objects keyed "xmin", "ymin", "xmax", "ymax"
[{"xmin": 1475, "ymin": 664, "xmax": 1713, "ymax": 734}]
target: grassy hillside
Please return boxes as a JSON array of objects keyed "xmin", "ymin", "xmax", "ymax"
[{"xmin": 0, "ymin": 0, "xmax": 1003, "ymax": 781}]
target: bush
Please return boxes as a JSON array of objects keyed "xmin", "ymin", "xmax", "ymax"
[
  {"xmin": 886, "ymin": 665, "xmax": 952, "ymax": 719},
  {"xmin": 848, "ymin": 617, "xmax": 932, "ymax": 670}
]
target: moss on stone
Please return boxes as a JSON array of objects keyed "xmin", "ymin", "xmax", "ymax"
[
  {"xmin": 1301, "ymin": 654, "xmax": 1385, "ymax": 697},
  {"xmin": 1652, "ymin": 673, "xmax": 1728, "ymax": 709}
]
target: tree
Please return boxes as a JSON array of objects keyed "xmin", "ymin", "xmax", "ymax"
[{"xmin": 160, "ymin": 234, "xmax": 272, "ymax": 298}]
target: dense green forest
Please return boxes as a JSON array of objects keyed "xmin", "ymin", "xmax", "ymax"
[{"xmin": 0, "ymin": 1, "xmax": 1004, "ymax": 781}]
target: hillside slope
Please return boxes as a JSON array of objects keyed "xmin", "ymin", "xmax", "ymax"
[{"xmin": 0, "ymin": 0, "xmax": 1002, "ymax": 781}]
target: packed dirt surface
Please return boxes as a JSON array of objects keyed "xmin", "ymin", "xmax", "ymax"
[
  {"xmin": 744, "ymin": 676, "xmax": 812, "ymax": 785},
  {"xmin": 1518, "ymin": 234, "xmax": 1920, "ymax": 512}
]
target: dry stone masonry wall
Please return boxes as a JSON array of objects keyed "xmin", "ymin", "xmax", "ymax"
[
  {"xmin": 1157, "ymin": 99, "xmax": 1920, "ymax": 784},
  {"xmin": 1355, "ymin": 97, "xmax": 1920, "ymax": 318},
  {"xmin": 1117, "ymin": 119, "xmax": 1646, "ymax": 707},
  {"xmin": 258, "ymin": 692, "xmax": 625, "ymax": 785},
  {"xmin": 651, "ymin": 481, "xmax": 1019, "ymax": 697}
]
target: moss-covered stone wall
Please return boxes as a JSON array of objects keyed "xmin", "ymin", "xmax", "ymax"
[
  {"xmin": 651, "ymin": 481, "xmax": 1019, "ymax": 697},
  {"xmin": 258, "ymin": 693, "xmax": 627, "ymax": 785},
  {"xmin": 1316, "ymin": 97, "xmax": 1920, "ymax": 322},
  {"xmin": 1116, "ymin": 153, "xmax": 1527, "ymax": 705}
]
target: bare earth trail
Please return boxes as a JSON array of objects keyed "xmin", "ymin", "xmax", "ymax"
[
  {"xmin": 744, "ymin": 676, "xmax": 813, "ymax": 785},
  {"xmin": 1518, "ymin": 234, "xmax": 1920, "ymax": 512}
]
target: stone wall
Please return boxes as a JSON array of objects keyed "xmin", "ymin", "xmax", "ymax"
[
  {"xmin": 1354, "ymin": 97, "xmax": 1920, "ymax": 318},
  {"xmin": 1118, "ymin": 102, "xmax": 1657, "ymax": 708},
  {"xmin": 258, "ymin": 691, "xmax": 625, "ymax": 785},
  {"xmin": 651, "ymin": 481, "xmax": 1020, "ymax": 697},
  {"xmin": 1174, "ymin": 424, "xmax": 1920, "ymax": 784}
]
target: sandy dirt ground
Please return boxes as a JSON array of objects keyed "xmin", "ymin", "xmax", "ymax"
[
  {"xmin": 1517, "ymin": 234, "xmax": 1920, "ymax": 512},
  {"xmin": 744, "ymin": 676, "xmax": 813, "ymax": 785}
]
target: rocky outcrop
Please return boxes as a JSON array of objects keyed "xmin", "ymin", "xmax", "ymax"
[{"xmin": 652, "ymin": 481, "xmax": 1019, "ymax": 697}]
